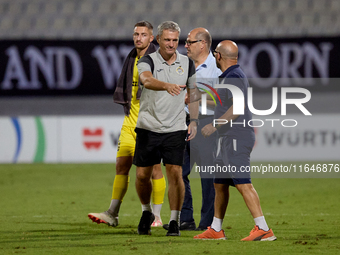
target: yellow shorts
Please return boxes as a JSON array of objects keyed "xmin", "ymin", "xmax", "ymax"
[{"xmin": 116, "ymin": 125, "xmax": 137, "ymax": 157}]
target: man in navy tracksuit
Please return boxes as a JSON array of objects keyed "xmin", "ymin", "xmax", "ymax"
[{"xmin": 194, "ymin": 40, "xmax": 276, "ymax": 241}]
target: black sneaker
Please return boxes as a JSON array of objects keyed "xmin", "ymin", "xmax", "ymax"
[
  {"xmin": 162, "ymin": 223, "xmax": 170, "ymax": 230},
  {"xmin": 163, "ymin": 221, "xmax": 196, "ymax": 231},
  {"xmin": 179, "ymin": 221, "xmax": 196, "ymax": 230},
  {"xmin": 137, "ymin": 211, "xmax": 155, "ymax": 235},
  {"xmin": 166, "ymin": 220, "xmax": 180, "ymax": 236}
]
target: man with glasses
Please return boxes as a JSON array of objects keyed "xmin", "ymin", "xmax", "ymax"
[
  {"xmin": 194, "ymin": 40, "xmax": 276, "ymax": 241},
  {"xmin": 134, "ymin": 21, "xmax": 199, "ymax": 236},
  {"xmin": 164, "ymin": 28, "xmax": 221, "ymax": 231}
]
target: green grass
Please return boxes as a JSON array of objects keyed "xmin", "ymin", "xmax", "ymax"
[{"xmin": 0, "ymin": 163, "xmax": 339, "ymax": 255}]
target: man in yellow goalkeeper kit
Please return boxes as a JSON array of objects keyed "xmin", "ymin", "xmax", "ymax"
[{"xmin": 88, "ymin": 21, "xmax": 166, "ymax": 227}]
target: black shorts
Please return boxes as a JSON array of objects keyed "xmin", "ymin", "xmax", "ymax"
[
  {"xmin": 214, "ymin": 136, "xmax": 254, "ymax": 186},
  {"xmin": 133, "ymin": 128, "xmax": 187, "ymax": 167}
]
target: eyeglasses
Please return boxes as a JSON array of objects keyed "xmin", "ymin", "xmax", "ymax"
[
  {"xmin": 213, "ymin": 50, "xmax": 220, "ymax": 57},
  {"xmin": 185, "ymin": 40, "xmax": 202, "ymax": 46}
]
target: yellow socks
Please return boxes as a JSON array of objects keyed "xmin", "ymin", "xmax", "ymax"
[
  {"xmin": 152, "ymin": 176, "xmax": 166, "ymax": 205},
  {"xmin": 109, "ymin": 175, "xmax": 165, "ymax": 218},
  {"xmin": 112, "ymin": 175, "xmax": 130, "ymax": 201},
  {"xmin": 108, "ymin": 175, "xmax": 130, "ymax": 216},
  {"xmin": 151, "ymin": 176, "xmax": 166, "ymax": 218}
]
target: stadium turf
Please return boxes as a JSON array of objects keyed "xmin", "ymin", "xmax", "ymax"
[{"xmin": 0, "ymin": 163, "xmax": 339, "ymax": 254}]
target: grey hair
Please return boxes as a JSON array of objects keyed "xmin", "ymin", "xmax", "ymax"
[{"xmin": 157, "ymin": 21, "xmax": 181, "ymax": 37}]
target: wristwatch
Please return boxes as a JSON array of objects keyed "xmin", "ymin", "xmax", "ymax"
[{"xmin": 190, "ymin": 119, "xmax": 199, "ymax": 126}]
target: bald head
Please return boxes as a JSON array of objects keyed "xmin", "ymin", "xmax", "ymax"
[
  {"xmin": 186, "ymin": 27, "xmax": 212, "ymax": 66},
  {"xmin": 216, "ymin": 40, "xmax": 238, "ymax": 60},
  {"xmin": 189, "ymin": 27, "xmax": 212, "ymax": 50},
  {"xmin": 214, "ymin": 40, "xmax": 238, "ymax": 71}
]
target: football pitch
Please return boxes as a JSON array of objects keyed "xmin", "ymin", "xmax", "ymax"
[{"xmin": 0, "ymin": 163, "xmax": 339, "ymax": 255}]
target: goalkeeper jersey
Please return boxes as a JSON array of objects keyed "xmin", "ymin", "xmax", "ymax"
[{"xmin": 122, "ymin": 56, "xmax": 141, "ymax": 127}]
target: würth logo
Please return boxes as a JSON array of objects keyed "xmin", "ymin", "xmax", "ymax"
[{"xmin": 83, "ymin": 128, "xmax": 103, "ymax": 150}]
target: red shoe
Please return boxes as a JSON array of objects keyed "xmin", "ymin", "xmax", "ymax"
[
  {"xmin": 241, "ymin": 225, "xmax": 277, "ymax": 241},
  {"xmin": 193, "ymin": 227, "xmax": 227, "ymax": 240}
]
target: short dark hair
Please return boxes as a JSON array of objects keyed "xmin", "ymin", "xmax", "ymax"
[{"xmin": 134, "ymin": 20, "xmax": 153, "ymax": 31}]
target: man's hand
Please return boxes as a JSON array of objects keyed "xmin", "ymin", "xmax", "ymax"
[
  {"xmin": 184, "ymin": 92, "xmax": 189, "ymax": 104},
  {"xmin": 201, "ymin": 123, "xmax": 217, "ymax": 138},
  {"xmin": 187, "ymin": 121, "xmax": 197, "ymax": 141},
  {"xmin": 166, "ymin": 84, "xmax": 186, "ymax": 96}
]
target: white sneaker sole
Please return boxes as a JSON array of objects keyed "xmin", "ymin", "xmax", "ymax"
[
  {"xmin": 88, "ymin": 212, "xmax": 118, "ymax": 227},
  {"xmin": 261, "ymin": 235, "xmax": 277, "ymax": 241},
  {"xmin": 195, "ymin": 237, "xmax": 227, "ymax": 240}
]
